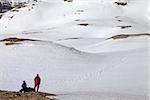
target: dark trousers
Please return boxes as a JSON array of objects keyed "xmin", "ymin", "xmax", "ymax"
[{"xmin": 34, "ymin": 84, "xmax": 40, "ymax": 92}]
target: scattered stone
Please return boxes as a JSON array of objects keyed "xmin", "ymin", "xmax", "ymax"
[
  {"xmin": 75, "ymin": 19, "xmax": 80, "ymax": 21},
  {"xmin": 57, "ymin": 37, "xmax": 80, "ymax": 41},
  {"xmin": 10, "ymin": 16, "xmax": 13, "ymax": 19},
  {"xmin": 0, "ymin": 14, "xmax": 2, "ymax": 19},
  {"xmin": 117, "ymin": 20, "xmax": 123, "ymax": 22},
  {"xmin": 11, "ymin": 9, "xmax": 19, "ymax": 12},
  {"xmin": 75, "ymin": 19, "xmax": 86, "ymax": 22},
  {"xmin": 64, "ymin": 0, "xmax": 73, "ymax": 2},
  {"xmin": 78, "ymin": 23, "xmax": 89, "ymax": 26},
  {"xmin": 74, "ymin": 12, "xmax": 80, "ymax": 15},
  {"xmin": 76, "ymin": 10, "xmax": 84, "ymax": 12},
  {"xmin": 114, "ymin": 2, "xmax": 127, "ymax": 6},
  {"xmin": 117, "ymin": 25, "xmax": 132, "ymax": 29},
  {"xmin": 115, "ymin": 16, "xmax": 120, "ymax": 18},
  {"xmin": 32, "ymin": 4, "xmax": 35, "ymax": 6}
]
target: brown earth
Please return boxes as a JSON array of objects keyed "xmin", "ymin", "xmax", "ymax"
[{"xmin": 0, "ymin": 90, "xmax": 56, "ymax": 100}]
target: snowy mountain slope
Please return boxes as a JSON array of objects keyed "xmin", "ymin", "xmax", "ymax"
[
  {"xmin": 0, "ymin": 0, "xmax": 149, "ymax": 100},
  {"xmin": 0, "ymin": 0, "xmax": 149, "ymax": 35}
]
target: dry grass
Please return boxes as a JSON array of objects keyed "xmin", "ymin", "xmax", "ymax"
[
  {"xmin": 107, "ymin": 33, "xmax": 150, "ymax": 40},
  {"xmin": 0, "ymin": 90, "xmax": 56, "ymax": 100}
]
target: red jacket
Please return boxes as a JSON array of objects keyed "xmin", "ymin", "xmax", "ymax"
[{"xmin": 34, "ymin": 76, "xmax": 41, "ymax": 85}]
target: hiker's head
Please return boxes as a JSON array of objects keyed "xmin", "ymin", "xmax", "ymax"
[
  {"xmin": 23, "ymin": 80, "xmax": 25, "ymax": 83},
  {"xmin": 37, "ymin": 74, "xmax": 39, "ymax": 76}
]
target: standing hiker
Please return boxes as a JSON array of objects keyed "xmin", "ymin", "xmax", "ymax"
[{"xmin": 34, "ymin": 74, "xmax": 41, "ymax": 92}]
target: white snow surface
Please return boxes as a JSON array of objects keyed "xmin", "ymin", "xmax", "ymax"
[{"xmin": 0, "ymin": 0, "xmax": 150, "ymax": 100}]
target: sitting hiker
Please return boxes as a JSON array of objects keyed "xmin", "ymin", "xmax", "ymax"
[
  {"xmin": 20, "ymin": 80, "xmax": 27, "ymax": 92},
  {"xmin": 20, "ymin": 81, "xmax": 35, "ymax": 92},
  {"xmin": 22, "ymin": 80, "xmax": 27, "ymax": 89}
]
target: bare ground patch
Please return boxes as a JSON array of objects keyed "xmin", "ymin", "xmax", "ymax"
[
  {"xmin": 107, "ymin": 33, "xmax": 150, "ymax": 40},
  {"xmin": 0, "ymin": 90, "xmax": 56, "ymax": 100},
  {"xmin": 0, "ymin": 37, "xmax": 39, "ymax": 46},
  {"xmin": 13, "ymin": 2, "xmax": 27, "ymax": 9}
]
